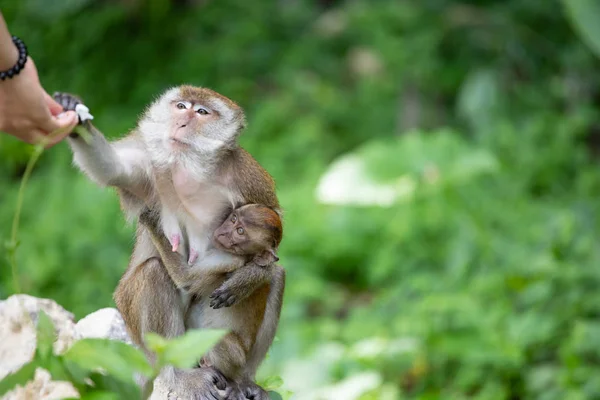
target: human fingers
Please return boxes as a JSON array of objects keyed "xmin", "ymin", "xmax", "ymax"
[
  {"xmin": 44, "ymin": 92, "xmax": 65, "ymax": 116},
  {"xmin": 40, "ymin": 111, "xmax": 78, "ymax": 148}
]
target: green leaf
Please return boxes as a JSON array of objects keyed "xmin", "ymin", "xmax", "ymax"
[
  {"xmin": 62, "ymin": 338, "xmax": 152, "ymax": 385},
  {"xmin": 144, "ymin": 332, "xmax": 168, "ymax": 356},
  {"xmin": 161, "ymin": 329, "xmax": 227, "ymax": 369},
  {"xmin": 78, "ymin": 393, "xmax": 120, "ymax": 400},
  {"xmin": 0, "ymin": 361, "xmax": 37, "ymax": 397},
  {"xmin": 86, "ymin": 372, "xmax": 141, "ymax": 399},
  {"xmin": 260, "ymin": 375, "xmax": 284, "ymax": 390},
  {"xmin": 36, "ymin": 311, "xmax": 56, "ymax": 361},
  {"xmin": 42, "ymin": 355, "xmax": 74, "ymax": 383},
  {"xmin": 563, "ymin": 0, "xmax": 600, "ymax": 59},
  {"xmin": 269, "ymin": 391, "xmax": 284, "ymax": 400}
]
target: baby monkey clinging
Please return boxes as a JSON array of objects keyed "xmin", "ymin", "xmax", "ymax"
[{"xmin": 209, "ymin": 204, "xmax": 282, "ymax": 309}]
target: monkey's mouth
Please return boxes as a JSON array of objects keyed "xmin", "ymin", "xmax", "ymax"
[{"xmin": 169, "ymin": 137, "xmax": 191, "ymax": 147}]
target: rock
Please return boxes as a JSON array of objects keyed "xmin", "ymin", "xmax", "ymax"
[
  {"xmin": 0, "ymin": 294, "xmax": 79, "ymax": 400},
  {"xmin": 74, "ymin": 307, "xmax": 132, "ymax": 345},
  {"xmin": 2, "ymin": 369, "xmax": 79, "ymax": 400}
]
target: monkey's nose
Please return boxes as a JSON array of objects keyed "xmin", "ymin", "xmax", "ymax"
[{"xmin": 180, "ymin": 124, "xmax": 187, "ymax": 128}]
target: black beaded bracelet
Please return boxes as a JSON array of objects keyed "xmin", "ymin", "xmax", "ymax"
[{"xmin": 0, "ymin": 36, "xmax": 28, "ymax": 81}]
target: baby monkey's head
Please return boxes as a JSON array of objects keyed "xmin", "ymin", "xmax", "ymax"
[{"xmin": 213, "ymin": 204, "xmax": 282, "ymax": 266}]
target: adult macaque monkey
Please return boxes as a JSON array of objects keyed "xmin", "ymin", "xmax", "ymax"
[{"xmin": 54, "ymin": 89, "xmax": 285, "ymax": 399}]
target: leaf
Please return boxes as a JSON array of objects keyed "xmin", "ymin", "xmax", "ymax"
[
  {"xmin": 269, "ymin": 391, "xmax": 284, "ymax": 400},
  {"xmin": 260, "ymin": 375, "xmax": 284, "ymax": 390},
  {"xmin": 36, "ymin": 310, "xmax": 56, "ymax": 361},
  {"xmin": 563, "ymin": 0, "xmax": 600, "ymax": 59},
  {"xmin": 144, "ymin": 332, "xmax": 168, "ymax": 356},
  {"xmin": 78, "ymin": 393, "xmax": 120, "ymax": 400},
  {"xmin": 86, "ymin": 372, "xmax": 141, "ymax": 399},
  {"xmin": 0, "ymin": 361, "xmax": 38, "ymax": 397},
  {"xmin": 160, "ymin": 329, "xmax": 227, "ymax": 369},
  {"xmin": 62, "ymin": 338, "xmax": 152, "ymax": 385}
]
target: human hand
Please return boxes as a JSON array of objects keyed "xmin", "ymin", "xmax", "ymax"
[{"xmin": 0, "ymin": 56, "xmax": 78, "ymax": 147}]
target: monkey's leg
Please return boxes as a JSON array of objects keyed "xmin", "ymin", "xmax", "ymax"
[
  {"xmin": 114, "ymin": 257, "xmax": 186, "ymax": 361},
  {"xmin": 209, "ymin": 263, "xmax": 274, "ymax": 309},
  {"xmin": 114, "ymin": 258, "xmax": 234, "ymax": 400},
  {"xmin": 240, "ymin": 266, "xmax": 285, "ymax": 391},
  {"xmin": 203, "ymin": 331, "xmax": 249, "ymax": 381}
]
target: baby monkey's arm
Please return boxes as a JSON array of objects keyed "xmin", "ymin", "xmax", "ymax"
[{"xmin": 209, "ymin": 261, "xmax": 276, "ymax": 309}]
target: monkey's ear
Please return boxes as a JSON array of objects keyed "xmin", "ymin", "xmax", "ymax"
[{"xmin": 254, "ymin": 249, "xmax": 279, "ymax": 267}]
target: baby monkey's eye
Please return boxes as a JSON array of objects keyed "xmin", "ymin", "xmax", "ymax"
[
  {"xmin": 176, "ymin": 102, "xmax": 188, "ymax": 109},
  {"xmin": 197, "ymin": 108, "xmax": 209, "ymax": 115},
  {"xmin": 236, "ymin": 227, "xmax": 245, "ymax": 235},
  {"xmin": 231, "ymin": 214, "xmax": 237, "ymax": 223}
]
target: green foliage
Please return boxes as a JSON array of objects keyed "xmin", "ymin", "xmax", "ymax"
[
  {"xmin": 1, "ymin": 311, "xmax": 287, "ymax": 399},
  {"xmin": 2, "ymin": 0, "xmax": 600, "ymax": 398},
  {"xmin": 563, "ymin": 0, "xmax": 600, "ymax": 58},
  {"xmin": 145, "ymin": 329, "xmax": 225, "ymax": 369}
]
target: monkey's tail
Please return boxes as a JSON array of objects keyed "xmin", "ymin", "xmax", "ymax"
[{"xmin": 244, "ymin": 265, "xmax": 286, "ymax": 380}]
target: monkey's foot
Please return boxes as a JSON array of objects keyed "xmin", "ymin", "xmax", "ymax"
[
  {"xmin": 188, "ymin": 249, "xmax": 199, "ymax": 265},
  {"xmin": 239, "ymin": 381, "xmax": 269, "ymax": 400},
  {"xmin": 171, "ymin": 367, "xmax": 235, "ymax": 400},
  {"xmin": 209, "ymin": 287, "xmax": 237, "ymax": 309},
  {"xmin": 171, "ymin": 234, "xmax": 181, "ymax": 252}
]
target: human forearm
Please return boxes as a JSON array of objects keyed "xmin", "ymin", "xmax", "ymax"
[{"xmin": 0, "ymin": 12, "xmax": 18, "ymax": 70}]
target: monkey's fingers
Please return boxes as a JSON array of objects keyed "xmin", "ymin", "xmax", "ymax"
[
  {"xmin": 242, "ymin": 383, "xmax": 269, "ymax": 400},
  {"xmin": 52, "ymin": 92, "xmax": 94, "ymax": 126},
  {"xmin": 52, "ymin": 92, "xmax": 81, "ymax": 113},
  {"xmin": 201, "ymin": 367, "xmax": 233, "ymax": 400},
  {"xmin": 209, "ymin": 289, "xmax": 237, "ymax": 309}
]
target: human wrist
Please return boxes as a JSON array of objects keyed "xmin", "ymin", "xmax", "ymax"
[
  {"xmin": 0, "ymin": 36, "xmax": 27, "ymax": 79},
  {"xmin": 0, "ymin": 38, "xmax": 18, "ymax": 70}
]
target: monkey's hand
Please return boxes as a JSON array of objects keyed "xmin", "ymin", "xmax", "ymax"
[
  {"xmin": 239, "ymin": 381, "xmax": 270, "ymax": 400},
  {"xmin": 209, "ymin": 262, "xmax": 272, "ymax": 309},
  {"xmin": 52, "ymin": 92, "xmax": 94, "ymax": 138},
  {"xmin": 209, "ymin": 286, "xmax": 238, "ymax": 309}
]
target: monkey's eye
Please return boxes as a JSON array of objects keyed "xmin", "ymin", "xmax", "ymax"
[
  {"xmin": 231, "ymin": 214, "xmax": 237, "ymax": 223},
  {"xmin": 236, "ymin": 227, "xmax": 245, "ymax": 235},
  {"xmin": 176, "ymin": 102, "xmax": 188, "ymax": 110},
  {"xmin": 197, "ymin": 108, "xmax": 209, "ymax": 115}
]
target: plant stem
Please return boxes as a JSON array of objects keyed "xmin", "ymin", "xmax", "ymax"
[{"xmin": 9, "ymin": 144, "xmax": 44, "ymax": 293}]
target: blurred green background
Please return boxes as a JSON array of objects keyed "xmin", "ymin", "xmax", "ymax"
[{"xmin": 2, "ymin": 0, "xmax": 600, "ymax": 398}]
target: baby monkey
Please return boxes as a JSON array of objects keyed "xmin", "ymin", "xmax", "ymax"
[{"xmin": 209, "ymin": 204, "xmax": 282, "ymax": 309}]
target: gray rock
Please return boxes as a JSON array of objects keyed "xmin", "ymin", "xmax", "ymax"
[{"xmin": 74, "ymin": 307, "xmax": 132, "ymax": 344}]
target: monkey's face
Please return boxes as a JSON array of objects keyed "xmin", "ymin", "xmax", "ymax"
[
  {"xmin": 139, "ymin": 86, "xmax": 246, "ymax": 171},
  {"xmin": 168, "ymin": 99, "xmax": 218, "ymax": 148},
  {"xmin": 213, "ymin": 210, "xmax": 269, "ymax": 256}
]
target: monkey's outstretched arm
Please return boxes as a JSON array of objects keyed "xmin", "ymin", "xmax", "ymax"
[{"xmin": 53, "ymin": 93, "xmax": 151, "ymax": 194}]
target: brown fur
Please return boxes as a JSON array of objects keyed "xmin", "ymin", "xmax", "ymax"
[{"xmin": 220, "ymin": 148, "xmax": 281, "ymax": 211}]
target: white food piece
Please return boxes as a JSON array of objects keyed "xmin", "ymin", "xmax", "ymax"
[{"xmin": 75, "ymin": 103, "xmax": 94, "ymax": 122}]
